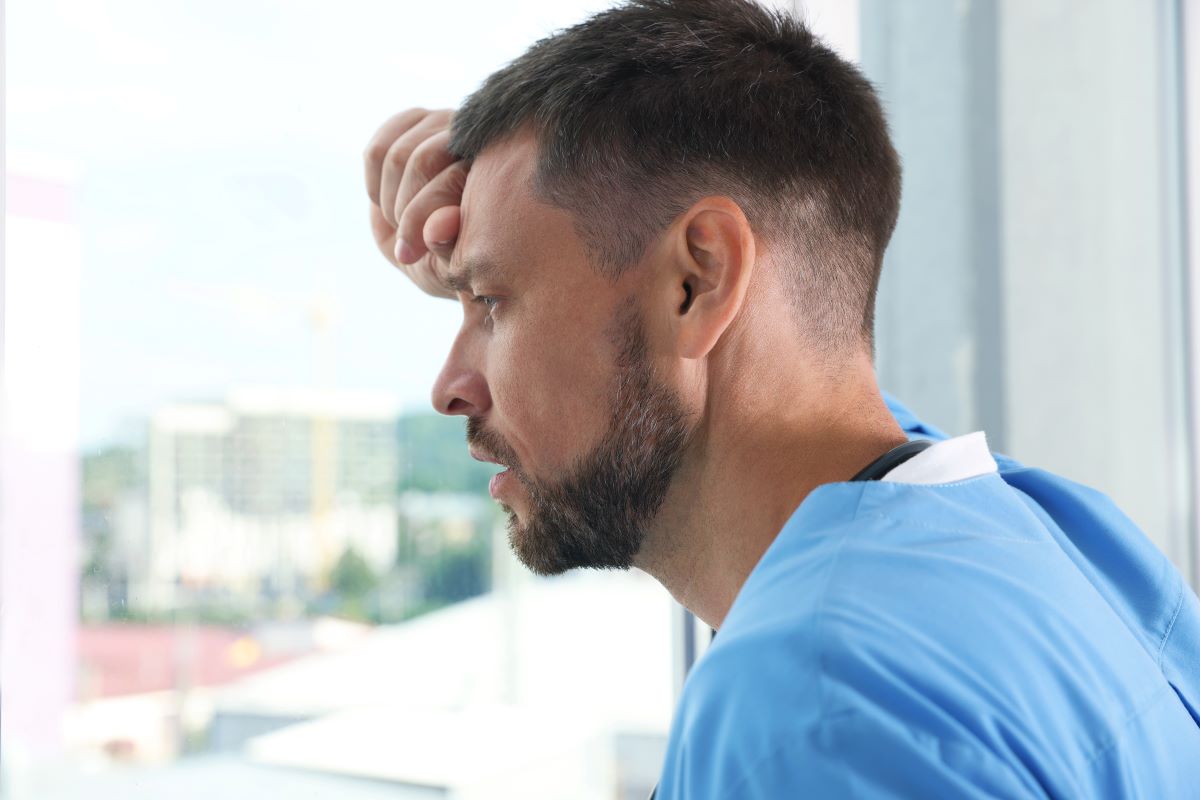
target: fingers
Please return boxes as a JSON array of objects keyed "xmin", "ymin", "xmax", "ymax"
[
  {"xmin": 364, "ymin": 107, "xmax": 464, "ymax": 302},
  {"xmin": 363, "ymin": 108, "xmax": 429, "ymax": 206},
  {"xmin": 370, "ymin": 203, "xmax": 456, "ymax": 300},
  {"xmin": 369, "ymin": 202, "xmax": 399, "ymax": 263},
  {"xmin": 377, "ymin": 110, "xmax": 454, "ymax": 228},
  {"xmin": 396, "ymin": 160, "xmax": 469, "ymax": 264},
  {"xmin": 394, "ymin": 129, "xmax": 457, "ymax": 228}
]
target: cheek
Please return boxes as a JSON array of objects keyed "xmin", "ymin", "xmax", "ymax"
[{"xmin": 488, "ymin": 318, "xmax": 614, "ymax": 472}]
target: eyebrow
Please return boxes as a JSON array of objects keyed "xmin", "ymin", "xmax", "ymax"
[{"xmin": 444, "ymin": 255, "xmax": 502, "ymax": 294}]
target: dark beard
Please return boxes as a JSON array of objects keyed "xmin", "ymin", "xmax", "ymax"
[{"xmin": 467, "ymin": 299, "xmax": 694, "ymax": 575}]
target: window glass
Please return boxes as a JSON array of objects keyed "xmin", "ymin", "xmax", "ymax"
[{"xmin": 4, "ymin": 2, "xmax": 677, "ymax": 797}]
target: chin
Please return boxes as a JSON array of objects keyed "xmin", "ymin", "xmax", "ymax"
[{"xmin": 504, "ymin": 512, "xmax": 572, "ymax": 577}]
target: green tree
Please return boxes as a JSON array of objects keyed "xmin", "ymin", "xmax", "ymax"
[
  {"xmin": 422, "ymin": 537, "xmax": 490, "ymax": 606},
  {"xmin": 329, "ymin": 546, "xmax": 377, "ymax": 598},
  {"xmin": 396, "ymin": 413, "xmax": 498, "ymax": 494}
]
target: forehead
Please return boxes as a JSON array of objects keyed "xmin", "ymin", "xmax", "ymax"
[
  {"xmin": 453, "ymin": 132, "xmax": 586, "ymax": 280},
  {"xmin": 461, "ymin": 130, "xmax": 539, "ymax": 215}
]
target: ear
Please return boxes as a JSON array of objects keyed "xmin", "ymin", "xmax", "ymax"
[{"xmin": 662, "ymin": 196, "xmax": 756, "ymax": 360}]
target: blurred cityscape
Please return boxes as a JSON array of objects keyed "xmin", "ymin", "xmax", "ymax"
[
  {"xmin": 81, "ymin": 389, "xmax": 497, "ymax": 628},
  {"xmin": 54, "ymin": 391, "xmax": 676, "ymax": 800},
  {"xmin": 73, "ymin": 391, "xmax": 491, "ymax": 757},
  {"xmin": 5, "ymin": 151, "xmax": 677, "ymax": 800}
]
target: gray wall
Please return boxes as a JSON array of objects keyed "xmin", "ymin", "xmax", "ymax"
[{"xmin": 861, "ymin": 0, "xmax": 1195, "ymax": 578}]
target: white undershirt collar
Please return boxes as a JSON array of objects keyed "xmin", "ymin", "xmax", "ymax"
[{"xmin": 881, "ymin": 431, "xmax": 998, "ymax": 485}]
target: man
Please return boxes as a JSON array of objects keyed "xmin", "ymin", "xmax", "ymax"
[{"xmin": 363, "ymin": 1, "xmax": 1200, "ymax": 796}]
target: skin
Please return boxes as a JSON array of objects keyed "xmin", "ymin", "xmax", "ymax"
[{"xmin": 421, "ymin": 128, "xmax": 909, "ymax": 630}]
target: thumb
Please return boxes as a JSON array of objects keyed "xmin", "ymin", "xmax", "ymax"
[{"xmin": 424, "ymin": 205, "xmax": 461, "ymax": 262}]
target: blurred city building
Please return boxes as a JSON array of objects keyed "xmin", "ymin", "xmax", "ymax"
[
  {"xmin": 64, "ymin": 387, "xmax": 501, "ymax": 774},
  {"xmin": 83, "ymin": 389, "xmax": 497, "ymax": 625},
  {"xmin": 139, "ymin": 388, "xmax": 401, "ymax": 614}
]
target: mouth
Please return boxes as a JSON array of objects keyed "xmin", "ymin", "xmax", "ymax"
[{"xmin": 469, "ymin": 446, "xmax": 516, "ymax": 500}]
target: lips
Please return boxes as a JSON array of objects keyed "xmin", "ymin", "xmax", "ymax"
[
  {"xmin": 470, "ymin": 446, "xmax": 516, "ymax": 500},
  {"xmin": 468, "ymin": 446, "xmax": 506, "ymax": 468},
  {"xmin": 489, "ymin": 467, "xmax": 514, "ymax": 500}
]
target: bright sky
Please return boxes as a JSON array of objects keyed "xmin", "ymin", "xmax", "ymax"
[{"xmin": 7, "ymin": 0, "xmax": 613, "ymax": 447}]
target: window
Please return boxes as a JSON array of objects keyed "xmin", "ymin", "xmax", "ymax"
[{"xmin": 4, "ymin": 2, "xmax": 676, "ymax": 797}]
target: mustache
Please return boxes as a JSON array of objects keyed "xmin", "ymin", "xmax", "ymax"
[{"xmin": 466, "ymin": 417, "xmax": 522, "ymax": 470}]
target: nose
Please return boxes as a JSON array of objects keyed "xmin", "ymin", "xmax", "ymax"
[{"xmin": 431, "ymin": 330, "xmax": 492, "ymax": 417}]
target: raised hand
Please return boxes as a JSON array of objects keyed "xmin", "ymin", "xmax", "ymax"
[{"xmin": 363, "ymin": 108, "xmax": 466, "ymax": 298}]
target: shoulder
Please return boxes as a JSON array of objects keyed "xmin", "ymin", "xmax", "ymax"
[
  {"xmin": 660, "ymin": 490, "xmax": 1074, "ymax": 797},
  {"xmin": 658, "ymin": 620, "xmax": 1039, "ymax": 799}
]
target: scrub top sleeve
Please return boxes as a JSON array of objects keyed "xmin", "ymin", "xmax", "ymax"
[{"xmin": 721, "ymin": 711, "xmax": 1041, "ymax": 800}]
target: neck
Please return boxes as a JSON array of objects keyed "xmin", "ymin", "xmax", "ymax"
[{"xmin": 633, "ymin": 363, "xmax": 907, "ymax": 630}]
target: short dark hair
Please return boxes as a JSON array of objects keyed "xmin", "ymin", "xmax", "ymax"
[{"xmin": 450, "ymin": 0, "xmax": 901, "ymax": 353}]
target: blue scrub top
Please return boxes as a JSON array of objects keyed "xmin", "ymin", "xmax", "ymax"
[{"xmin": 654, "ymin": 393, "xmax": 1200, "ymax": 798}]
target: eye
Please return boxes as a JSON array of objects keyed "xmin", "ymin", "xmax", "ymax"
[
  {"xmin": 473, "ymin": 295, "xmax": 499, "ymax": 311},
  {"xmin": 471, "ymin": 294, "xmax": 501, "ymax": 323}
]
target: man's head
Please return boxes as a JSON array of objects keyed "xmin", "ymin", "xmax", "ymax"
[
  {"xmin": 450, "ymin": 0, "xmax": 901, "ymax": 354},
  {"xmin": 432, "ymin": 0, "xmax": 901, "ymax": 575},
  {"xmin": 432, "ymin": 133, "xmax": 698, "ymax": 576}
]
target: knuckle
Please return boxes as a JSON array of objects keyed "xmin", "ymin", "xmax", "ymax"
[
  {"xmin": 393, "ymin": 107, "xmax": 427, "ymax": 131},
  {"xmin": 363, "ymin": 139, "xmax": 388, "ymax": 167},
  {"xmin": 364, "ymin": 108, "xmax": 424, "ymax": 159},
  {"xmin": 408, "ymin": 143, "xmax": 441, "ymax": 183},
  {"xmin": 388, "ymin": 140, "xmax": 415, "ymax": 169}
]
